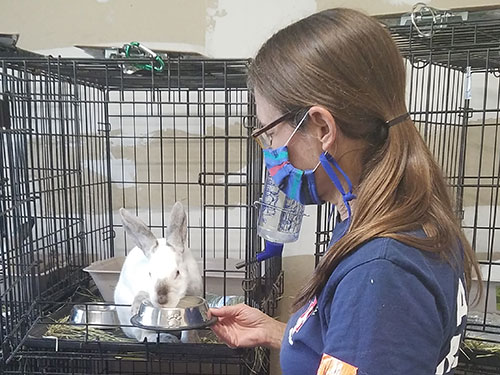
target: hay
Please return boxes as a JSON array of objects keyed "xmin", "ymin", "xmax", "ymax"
[
  {"xmin": 45, "ymin": 315, "xmax": 222, "ymax": 344},
  {"xmin": 246, "ymin": 346, "xmax": 267, "ymax": 374},
  {"xmin": 45, "ymin": 315, "xmax": 135, "ymax": 342},
  {"xmin": 74, "ymin": 286, "xmax": 104, "ymax": 302},
  {"xmin": 463, "ymin": 338, "xmax": 500, "ymax": 359},
  {"xmin": 199, "ymin": 330, "xmax": 221, "ymax": 344},
  {"xmin": 43, "ymin": 284, "xmax": 135, "ymax": 342}
]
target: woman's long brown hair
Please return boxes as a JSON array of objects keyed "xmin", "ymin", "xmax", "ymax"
[{"xmin": 248, "ymin": 8, "xmax": 482, "ymax": 311}]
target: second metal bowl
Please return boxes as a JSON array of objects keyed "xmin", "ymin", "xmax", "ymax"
[
  {"xmin": 70, "ymin": 303, "xmax": 120, "ymax": 329},
  {"xmin": 130, "ymin": 296, "xmax": 216, "ymax": 332}
]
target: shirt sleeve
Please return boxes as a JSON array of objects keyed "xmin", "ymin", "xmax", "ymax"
[{"xmin": 321, "ymin": 258, "xmax": 445, "ymax": 375}]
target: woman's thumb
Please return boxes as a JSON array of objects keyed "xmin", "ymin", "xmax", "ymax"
[
  {"xmin": 209, "ymin": 305, "xmax": 233, "ymax": 317},
  {"xmin": 210, "ymin": 303, "xmax": 247, "ymax": 317}
]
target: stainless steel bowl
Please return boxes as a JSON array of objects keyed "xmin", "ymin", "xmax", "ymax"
[
  {"xmin": 70, "ymin": 303, "xmax": 119, "ymax": 329},
  {"xmin": 130, "ymin": 296, "xmax": 217, "ymax": 332}
]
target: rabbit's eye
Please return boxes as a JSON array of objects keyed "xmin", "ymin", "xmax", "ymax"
[{"xmin": 175, "ymin": 270, "xmax": 180, "ymax": 278}]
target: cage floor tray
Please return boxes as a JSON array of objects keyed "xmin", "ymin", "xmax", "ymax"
[{"xmin": 25, "ymin": 301, "xmax": 237, "ymax": 358}]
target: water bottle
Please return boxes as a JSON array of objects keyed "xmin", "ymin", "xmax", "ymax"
[
  {"xmin": 236, "ymin": 172, "xmax": 305, "ymax": 269},
  {"xmin": 257, "ymin": 172, "xmax": 305, "ymax": 243}
]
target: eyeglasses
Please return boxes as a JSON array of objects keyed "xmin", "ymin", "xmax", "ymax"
[{"xmin": 251, "ymin": 108, "xmax": 310, "ymax": 149}]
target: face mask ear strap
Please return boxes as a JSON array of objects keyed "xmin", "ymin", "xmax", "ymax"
[
  {"xmin": 312, "ymin": 160, "xmax": 322, "ymax": 173},
  {"xmin": 319, "ymin": 152, "xmax": 356, "ymax": 220}
]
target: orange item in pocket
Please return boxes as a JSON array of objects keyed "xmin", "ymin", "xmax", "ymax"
[{"xmin": 317, "ymin": 353, "xmax": 358, "ymax": 375}]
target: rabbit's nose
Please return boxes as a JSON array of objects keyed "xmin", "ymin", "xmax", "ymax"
[
  {"xmin": 156, "ymin": 281, "xmax": 170, "ymax": 305},
  {"xmin": 157, "ymin": 293, "xmax": 169, "ymax": 305}
]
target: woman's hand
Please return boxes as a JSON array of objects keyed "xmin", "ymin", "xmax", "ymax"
[{"xmin": 209, "ymin": 304, "xmax": 286, "ymax": 349}]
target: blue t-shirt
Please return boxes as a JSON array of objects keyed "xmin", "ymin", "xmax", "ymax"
[{"xmin": 280, "ymin": 220, "xmax": 467, "ymax": 375}]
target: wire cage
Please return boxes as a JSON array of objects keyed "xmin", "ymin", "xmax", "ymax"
[
  {"xmin": 0, "ymin": 51, "xmax": 280, "ymax": 374},
  {"xmin": 310, "ymin": 6, "xmax": 500, "ymax": 374},
  {"xmin": 383, "ymin": 7, "xmax": 500, "ymax": 374}
]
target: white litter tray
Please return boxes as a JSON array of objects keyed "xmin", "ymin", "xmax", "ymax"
[
  {"xmin": 83, "ymin": 256, "xmax": 245, "ymax": 302},
  {"xmin": 83, "ymin": 257, "xmax": 125, "ymax": 302}
]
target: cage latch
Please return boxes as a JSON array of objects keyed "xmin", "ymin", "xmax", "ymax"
[
  {"xmin": 399, "ymin": 2, "xmax": 468, "ymax": 38},
  {"xmin": 0, "ymin": 93, "xmax": 11, "ymax": 129}
]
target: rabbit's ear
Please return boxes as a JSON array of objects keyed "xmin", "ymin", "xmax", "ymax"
[
  {"xmin": 120, "ymin": 208, "xmax": 158, "ymax": 258},
  {"xmin": 166, "ymin": 202, "xmax": 187, "ymax": 251}
]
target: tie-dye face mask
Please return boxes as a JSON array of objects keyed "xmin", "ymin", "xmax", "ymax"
[
  {"xmin": 262, "ymin": 110, "xmax": 323, "ymax": 205},
  {"xmin": 263, "ymin": 145, "xmax": 323, "ymax": 205}
]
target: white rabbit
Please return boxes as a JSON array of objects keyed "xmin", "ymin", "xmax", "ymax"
[{"xmin": 114, "ymin": 202, "xmax": 203, "ymax": 343}]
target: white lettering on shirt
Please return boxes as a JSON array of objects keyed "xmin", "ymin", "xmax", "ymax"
[
  {"xmin": 435, "ymin": 278, "xmax": 467, "ymax": 375},
  {"xmin": 288, "ymin": 297, "xmax": 317, "ymax": 346}
]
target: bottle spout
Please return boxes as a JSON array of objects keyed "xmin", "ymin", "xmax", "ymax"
[
  {"xmin": 256, "ymin": 241, "xmax": 284, "ymax": 262},
  {"xmin": 235, "ymin": 258, "xmax": 257, "ymax": 269},
  {"xmin": 234, "ymin": 242, "xmax": 284, "ymax": 269}
]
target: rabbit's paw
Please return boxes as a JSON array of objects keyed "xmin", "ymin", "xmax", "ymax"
[
  {"xmin": 159, "ymin": 333, "xmax": 181, "ymax": 343},
  {"xmin": 131, "ymin": 291, "xmax": 150, "ymax": 316},
  {"xmin": 141, "ymin": 332, "xmax": 181, "ymax": 344}
]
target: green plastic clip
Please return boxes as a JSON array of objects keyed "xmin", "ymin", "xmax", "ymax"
[{"xmin": 123, "ymin": 42, "xmax": 165, "ymax": 72}]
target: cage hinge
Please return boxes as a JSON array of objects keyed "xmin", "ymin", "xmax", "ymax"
[
  {"xmin": 97, "ymin": 122, "xmax": 111, "ymax": 133},
  {"xmin": 78, "ymin": 231, "xmax": 86, "ymax": 241},
  {"xmin": 102, "ymin": 228, "xmax": 116, "ymax": 241},
  {"xmin": 458, "ymin": 106, "xmax": 473, "ymax": 119}
]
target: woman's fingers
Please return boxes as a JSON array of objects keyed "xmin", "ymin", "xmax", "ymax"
[
  {"xmin": 209, "ymin": 304, "xmax": 245, "ymax": 318},
  {"xmin": 209, "ymin": 304, "xmax": 270, "ymax": 348},
  {"xmin": 210, "ymin": 316, "xmax": 238, "ymax": 347}
]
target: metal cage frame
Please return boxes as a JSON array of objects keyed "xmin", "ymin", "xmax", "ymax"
[{"xmin": 0, "ymin": 53, "xmax": 281, "ymax": 375}]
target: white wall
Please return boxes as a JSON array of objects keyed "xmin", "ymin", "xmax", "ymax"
[
  {"xmin": 205, "ymin": 0, "xmax": 316, "ymax": 58},
  {"xmin": 3, "ymin": 1, "xmax": 500, "ymax": 58}
]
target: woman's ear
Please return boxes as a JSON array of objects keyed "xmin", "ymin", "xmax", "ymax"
[{"xmin": 307, "ymin": 106, "xmax": 337, "ymax": 152}]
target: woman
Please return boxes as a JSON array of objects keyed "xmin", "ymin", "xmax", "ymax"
[{"xmin": 210, "ymin": 8, "xmax": 480, "ymax": 375}]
